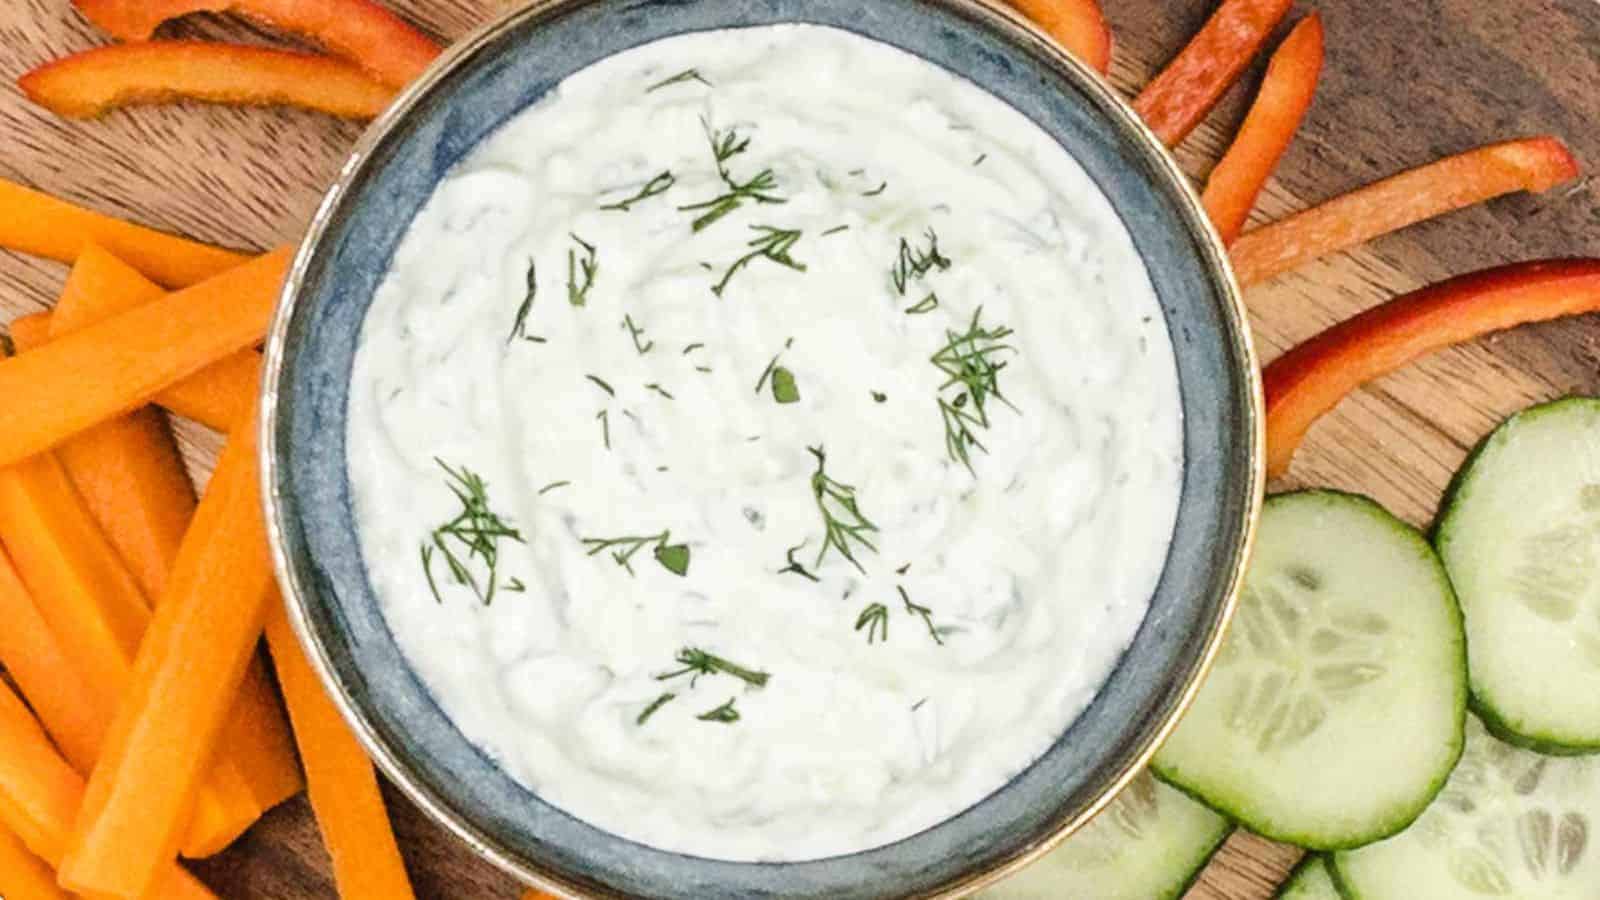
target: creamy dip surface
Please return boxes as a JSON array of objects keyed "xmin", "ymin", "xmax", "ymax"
[{"xmin": 347, "ymin": 24, "xmax": 1183, "ymax": 862}]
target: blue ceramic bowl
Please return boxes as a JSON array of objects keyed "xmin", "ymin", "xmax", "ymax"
[{"xmin": 261, "ymin": 1, "xmax": 1262, "ymax": 896}]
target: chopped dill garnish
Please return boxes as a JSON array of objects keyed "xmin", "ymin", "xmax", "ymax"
[
  {"xmin": 537, "ymin": 480, "xmax": 571, "ymax": 495},
  {"xmin": 900, "ymin": 585, "xmax": 945, "ymax": 646},
  {"xmin": 682, "ymin": 342, "xmax": 706, "ymax": 355},
  {"xmin": 646, "ymin": 68, "xmax": 711, "ymax": 92},
  {"xmin": 419, "ymin": 459, "xmax": 525, "ymax": 606},
  {"xmin": 507, "ymin": 259, "xmax": 537, "ymax": 343},
  {"xmin": 891, "ymin": 229, "xmax": 952, "ymax": 295},
  {"xmin": 808, "ymin": 446, "xmax": 878, "ymax": 573},
  {"xmin": 905, "ymin": 294, "xmax": 939, "ymax": 315},
  {"xmin": 754, "ymin": 337, "xmax": 794, "ymax": 395},
  {"xmin": 896, "ymin": 563, "xmax": 912, "ymax": 575},
  {"xmin": 586, "ymin": 374, "xmax": 615, "ymax": 396},
  {"xmin": 777, "ymin": 541, "xmax": 821, "ymax": 582},
  {"xmin": 770, "ymin": 367, "xmax": 800, "ymax": 404},
  {"xmin": 821, "ymin": 224, "xmax": 850, "ymax": 237},
  {"xmin": 856, "ymin": 602, "xmax": 890, "ymax": 644},
  {"xmin": 600, "ymin": 170, "xmax": 675, "ymax": 212},
  {"xmin": 871, "ymin": 390, "xmax": 887, "ymax": 403},
  {"xmin": 973, "ymin": 153, "xmax": 987, "ymax": 166},
  {"xmin": 623, "ymin": 314, "xmax": 654, "ymax": 354},
  {"xmin": 862, "ymin": 181, "xmax": 888, "ymax": 197},
  {"xmin": 933, "ymin": 306, "xmax": 1018, "ymax": 474},
  {"xmin": 580, "ymin": 529, "xmax": 689, "ymax": 576},
  {"xmin": 637, "ymin": 692, "xmax": 676, "ymax": 725},
  {"xmin": 645, "ymin": 382, "xmax": 674, "ymax": 400},
  {"xmin": 596, "ymin": 409, "xmax": 611, "ymax": 449},
  {"xmin": 506, "ymin": 578, "xmax": 526, "ymax": 593},
  {"xmin": 697, "ymin": 697, "xmax": 741, "ymax": 723},
  {"xmin": 712, "ymin": 226, "xmax": 805, "ymax": 297},
  {"xmin": 657, "ymin": 647, "xmax": 770, "ymax": 687},
  {"xmin": 678, "ymin": 119, "xmax": 786, "ymax": 232},
  {"xmin": 695, "ymin": 365, "xmax": 713, "ymax": 373},
  {"xmin": 567, "ymin": 233, "xmax": 598, "ymax": 306}
]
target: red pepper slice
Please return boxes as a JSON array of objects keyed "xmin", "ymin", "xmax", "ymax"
[
  {"xmin": 1233, "ymin": 137, "xmax": 1580, "ymax": 287},
  {"xmin": 1263, "ymin": 260, "xmax": 1600, "ymax": 478},
  {"xmin": 19, "ymin": 42, "xmax": 395, "ymax": 121},
  {"xmin": 1132, "ymin": 0, "xmax": 1294, "ymax": 147},
  {"xmin": 1202, "ymin": 14, "xmax": 1323, "ymax": 244},
  {"xmin": 73, "ymin": 0, "xmax": 440, "ymax": 88},
  {"xmin": 1006, "ymin": 0, "xmax": 1113, "ymax": 75}
]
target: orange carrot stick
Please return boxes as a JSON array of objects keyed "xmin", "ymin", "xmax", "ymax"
[
  {"xmin": 0, "ymin": 820, "xmax": 69, "ymax": 900},
  {"xmin": 0, "ymin": 246, "xmax": 290, "ymax": 467},
  {"xmin": 1202, "ymin": 14, "xmax": 1323, "ymax": 244},
  {"xmin": 6, "ymin": 314, "xmax": 51, "ymax": 349},
  {"xmin": 1133, "ymin": 0, "xmax": 1294, "ymax": 147},
  {"xmin": 265, "ymin": 605, "xmax": 416, "ymax": 898},
  {"xmin": 0, "ymin": 177, "xmax": 247, "ymax": 288},
  {"xmin": 1006, "ymin": 0, "xmax": 1113, "ymax": 75},
  {"xmin": 1231, "ymin": 137, "xmax": 1581, "ymax": 287},
  {"xmin": 0, "ymin": 679, "xmax": 216, "ymax": 900},
  {"xmin": 0, "ymin": 543, "xmax": 107, "ymax": 775},
  {"xmin": 62, "ymin": 413, "xmax": 280, "ymax": 898},
  {"xmin": 75, "ymin": 0, "xmax": 441, "ymax": 89},
  {"xmin": 1263, "ymin": 260, "xmax": 1600, "ymax": 477},
  {"xmin": 20, "ymin": 42, "xmax": 395, "ymax": 121},
  {"xmin": 45, "ymin": 245, "xmax": 263, "ymax": 432}
]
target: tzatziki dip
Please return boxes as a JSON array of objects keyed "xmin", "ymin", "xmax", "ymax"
[{"xmin": 347, "ymin": 24, "xmax": 1183, "ymax": 862}]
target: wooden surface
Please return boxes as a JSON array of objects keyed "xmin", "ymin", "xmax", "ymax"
[{"xmin": 3, "ymin": 0, "xmax": 1599, "ymax": 897}]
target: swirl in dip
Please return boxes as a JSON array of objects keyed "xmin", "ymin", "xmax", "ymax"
[{"xmin": 347, "ymin": 24, "xmax": 1182, "ymax": 862}]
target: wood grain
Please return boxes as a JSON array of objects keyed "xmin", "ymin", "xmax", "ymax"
[{"xmin": 3, "ymin": 1, "xmax": 1598, "ymax": 897}]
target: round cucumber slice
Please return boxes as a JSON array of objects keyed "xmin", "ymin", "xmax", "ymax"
[
  {"xmin": 1334, "ymin": 715, "xmax": 1600, "ymax": 898},
  {"xmin": 1153, "ymin": 491, "xmax": 1467, "ymax": 849},
  {"xmin": 1278, "ymin": 856, "xmax": 1341, "ymax": 900},
  {"xmin": 980, "ymin": 771, "xmax": 1230, "ymax": 900},
  {"xmin": 1436, "ymin": 397, "xmax": 1600, "ymax": 753}
]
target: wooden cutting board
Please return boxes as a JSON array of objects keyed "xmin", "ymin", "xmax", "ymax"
[{"xmin": 3, "ymin": 0, "xmax": 1598, "ymax": 896}]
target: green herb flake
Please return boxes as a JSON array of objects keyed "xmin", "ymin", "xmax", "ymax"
[
  {"xmin": 777, "ymin": 541, "xmax": 820, "ymax": 582},
  {"xmin": 507, "ymin": 259, "xmax": 537, "ymax": 343},
  {"xmin": 537, "ymin": 480, "xmax": 571, "ymax": 495},
  {"xmin": 713, "ymin": 225, "xmax": 805, "ymax": 297},
  {"xmin": 697, "ymin": 697, "xmax": 741, "ymax": 723},
  {"xmin": 645, "ymin": 68, "xmax": 711, "ymax": 92},
  {"xmin": 821, "ymin": 224, "xmax": 850, "ymax": 237},
  {"xmin": 581, "ymin": 530, "xmax": 688, "ymax": 576},
  {"xmin": 862, "ymin": 181, "xmax": 888, "ymax": 197},
  {"xmin": 637, "ymin": 692, "xmax": 676, "ymax": 725},
  {"xmin": 905, "ymin": 294, "xmax": 939, "ymax": 315},
  {"xmin": 419, "ymin": 459, "xmax": 526, "ymax": 606},
  {"xmin": 856, "ymin": 603, "xmax": 889, "ymax": 644},
  {"xmin": 891, "ymin": 229, "xmax": 952, "ymax": 295},
  {"xmin": 600, "ymin": 170, "xmax": 675, "ymax": 212},
  {"xmin": 596, "ymin": 409, "xmax": 611, "ymax": 450},
  {"xmin": 871, "ymin": 390, "xmax": 888, "ymax": 403},
  {"xmin": 623, "ymin": 314, "xmax": 655, "ymax": 354},
  {"xmin": 585, "ymin": 374, "xmax": 615, "ymax": 396},
  {"xmin": 653, "ymin": 542, "xmax": 691, "ymax": 576},
  {"xmin": 770, "ymin": 366, "xmax": 800, "ymax": 404},
  {"xmin": 645, "ymin": 382, "xmax": 675, "ymax": 400},
  {"xmin": 567, "ymin": 233, "xmax": 598, "ymax": 306},
  {"xmin": 657, "ymin": 647, "xmax": 771, "ymax": 687}
]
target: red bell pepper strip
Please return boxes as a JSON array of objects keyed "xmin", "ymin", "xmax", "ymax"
[
  {"xmin": 1202, "ymin": 14, "xmax": 1323, "ymax": 244},
  {"xmin": 73, "ymin": 0, "xmax": 441, "ymax": 89},
  {"xmin": 1006, "ymin": 0, "xmax": 1113, "ymax": 75},
  {"xmin": 1132, "ymin": 0, "xmax": 1293, "ymax": 147},
  {"xmin": 1233, "ymin": 137, "xmax": 1580, "ymax": 287},
  {"xmin": 1263, "ymin": 260, "xmax": 1600, "ymax": 478},
  {"xmin": 19, "ymin": 42, "xmax": 395, "ymax": 121}
]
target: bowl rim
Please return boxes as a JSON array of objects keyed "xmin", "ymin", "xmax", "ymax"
[{"xmin": 259, "ymin": 1, "xmax": 1264, "ymax": 896}]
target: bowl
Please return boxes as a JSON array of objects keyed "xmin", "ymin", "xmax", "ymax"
[{"xmin": 260, "ymin": 0, "xmax": 1263, "ymax": 896}]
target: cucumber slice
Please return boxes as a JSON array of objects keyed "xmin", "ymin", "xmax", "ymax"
[
  {"xmin": 1435, "ymin": 397, "xmax": 1600, "ymax": 753},
  {"xmin": 1153, "ymin": 491, "xmax": 1467, "ymax": 849},
  {"xmin": 980, "ymin": 771, "xmax": 1230, "ymax": 900},
  {"xmin": 1334, "ymin": 715, "xmax": 1600, "ymax": 898},
  {"xmin": 1277, "ymin": 856, "xmax": 1341, "ymax": 900}
]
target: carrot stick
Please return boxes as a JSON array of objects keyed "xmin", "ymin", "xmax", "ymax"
[
  {"xmin": 6, "ymin": 314, "xmax": 51, "ymax": 349},
  {"xmin": 74, "ymin": 0, "xmax": 441, "ymax": 88},
  {"xmin": 62, "ymin": 412, "xmax": 280, "ymax": 898},
  {"xmin": 0, "ymin": 821, "xmax": 69, "ymax": 900},
  {"xmin": 1005, "ymin": 0, "xmax": 1113, "ymax": 75},
  {"xmin": 265, "ymin": 605, "xmax": 416, "ymax": 898},
  {"xmin": 45, "ymin": 244, "xmax": 263, "ymax": 432},
  {"xmin": 20, "ymin": 42, "xmax": 395, "ymax": 121},
  {"xmin": 0, "ymin": 679, "xmax": 216, "ymax": 900},
  {"xmin": 0, "ymin": 246, "xmax": 290, "ymax": 467},
  {"xmin": 1202, "ymin": 14, "xmax": 1323, "ymax": 244},
  {"xmin": 0, "ymin": 176, "xmax": 247, "ymax": 288},
  {"xmin": 1231, "ymin": 137, "xmax": 1581, "ymax": 287},
  {"xmin": 0, "ymin": 543, "xmax": 107, "ymax": 775},
  {"xmin": 1132, "ymin": 0, "xmax": 1294, "ymax": 147},
  {"xmin": 1263, "ymin": 260, "xmax": 1600, "ymax": 477}
]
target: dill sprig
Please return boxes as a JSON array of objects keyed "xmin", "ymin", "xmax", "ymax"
[
  {"xmin": 712, "ymin": 226, "xmax": 805, "ymax": 297},
  {"xmin": 932, "ymin": 307, "xmax": 1018, "ymax": 473},
  {"xmin": 891, "ymin": 229, "xmax": 952, "ymax": 295},
  {"xmin": 645, "ymin": 382, "xmax": 674, "ymax": 400},
  {"xmin": 697, "ymin": 697, "xmax": 741, "ymax": 723},
  {"xmin": 678, "ymin": 119, "xmax": 786, "ymax": 232},
  {"xmin": 596, "ymin": 409, "xmax": 611, "ymax": 449},
  {"xmin": 419, "ymin": 459, "xmax": 525, "ymax": 606},
  {"xmin": 537, "ymin": 480, "xmax": 571, "ymax": 495},
  {"xmin": 600, "ymin": 170, "xmax": 675, "ymax": 212},
  {"xmin": 905, "ymin": 294, "xmax": 939, "ymax": 315},
  {"xmin": 856, "ymin": 603, "xmax": 889, "ymax": 644},
  {"xmin": 777, "ymin": 541, "xmax": 820, "ymax": 582},
  {"xmin": 863, "ymin": 181, "xmax": 888, "ymax": 197},
  {"xmin": 623, "ymin": 314, "xmax": 654, "ymax": 354},
  {"xmin": 637, "ymin": 692, "xmax": 676, "ymax": 725},
  {"xmin": 507, "ymin": 259, "xmax": 537, "ymax": 343},
  {"xmin": 657, "ymin": 647, "xmax": 771, "ymax": 687},
  {"xmin": 754, "ymin": 337, "xmax": 799, "ymax": 403},
  {"xmin": 821, "ymin": 224, "xmax": 850, "ymax": 237},
  {"xmin": 807, "ymin": 446, "xmax": 879, "ymax": 573},
  {"xmin": 586, "ymin": 374, "xmax": 615, "ymax": 396},
  {"xmin": 567, "ymin": 233, "xmax": 598, "ymax": 306},
  {"xmin": 900, "ymin": 585, "xmax": 945, "ymax": 646},
  {"xmin": 646, "ymin": 68, "xmax": 711, "ymax": 92},
  {"xmin": 580, "ymin": 529, "xmax": 690, "ymax": 576}
]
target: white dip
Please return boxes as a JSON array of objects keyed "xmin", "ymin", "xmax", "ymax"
[{"xmin": 348, "ymin": 24, "xmax": 1183, "ymax": 862}]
